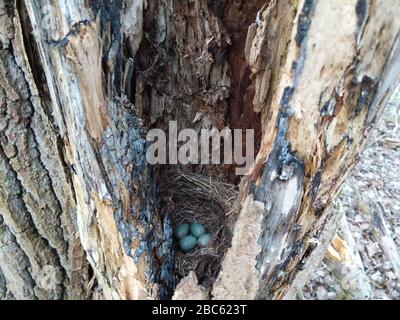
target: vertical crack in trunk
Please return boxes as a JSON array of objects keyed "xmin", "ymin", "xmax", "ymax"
[{"xmin": 135, "ymin": 0, "xmax": 264, "ymax": 295}]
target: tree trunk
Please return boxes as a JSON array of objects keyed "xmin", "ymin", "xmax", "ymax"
[{"xmin": 0, "ymin": 0, "xmax": 399, "ymax": 300}]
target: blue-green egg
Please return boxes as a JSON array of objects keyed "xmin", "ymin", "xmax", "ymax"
[
  {"xmin": 179, "ymin": 235, "xmax": 197, "ymax": 252},
  {"xmin": 190, "ymin": 223, "xmax": 206, "ymax": 238},
  {"xmin": 197, "ymin": 234, "xmax": 212, "ymax": 248},
  {"xmin": 174, "ymin": 223, "xmax": 190, "ymax": 239}
]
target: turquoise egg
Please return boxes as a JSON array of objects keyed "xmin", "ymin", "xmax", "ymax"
[
  {"xmin": 197, "ymin": 234, "xmax": 212, "ymax": 248},
  {"xmin": 174, "ymin": 223, "xmax": 190, "ymax": 239},
  {"xmin": 190, "ymin": 223, "xmax": 206, "ymax": 238},
  {"xmin": 179, "ymin": 235, "xmax": 197, "ymax": 252}
]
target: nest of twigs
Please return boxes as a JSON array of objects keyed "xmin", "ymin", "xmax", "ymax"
[{"xmin": 159, "ymin": 167, "xmax": 238, "ymax": 288}]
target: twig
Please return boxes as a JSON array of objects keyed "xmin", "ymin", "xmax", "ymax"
[{"xmin": 370, "ymin": 202, "xmax": 400, "ymax": 282}]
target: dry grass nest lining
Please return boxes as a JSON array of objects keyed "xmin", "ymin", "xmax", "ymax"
[{"xmin": 160, "ymin": 168, "xmax": 239, "ymax": 288}]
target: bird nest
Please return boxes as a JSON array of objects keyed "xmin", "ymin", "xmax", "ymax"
[{"xmin": 159, "ymin": 168, "xmax": 238, "ymax": 289}]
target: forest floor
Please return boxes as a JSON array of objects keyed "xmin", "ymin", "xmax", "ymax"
[{"xmin": 304, "ymin": 87, "xmax": 400, "ymax": 300}]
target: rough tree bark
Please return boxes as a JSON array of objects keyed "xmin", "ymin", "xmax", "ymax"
[{"xmin": 0, "ymin": 0, "xmax": 399, "ymax": 300}]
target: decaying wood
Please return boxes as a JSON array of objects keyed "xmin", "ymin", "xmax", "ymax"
[
  {"xmin": 212, "ymin": 195, "xmax": 264, "ymax": 299},
  {"xmin": 371, "ymin": 203, "xmax": 400, "ymax": 282},
  {"xmin": 282, "ymin": 205, "xmax": 343, "ymax": 300},
  {"xmin": 0, "ymin": 0, "xmax": 399, "ymax": 300},
  {"xmin": 1, "ymin": 0, "xmax": 173, "ymax": 300},
  {"xmin": 216, "ymin": 0, "xmax": 400, "ymax": 299},
  {"xmin": 172, "ymin": 272, "xmax": 208, "ymax": 300},
  {"xmin": 20, "ymin": 0, "xmax": 174, "ymax": 299},
  {"xmin": 324, "ymin": 215, "xmax": 372, "ymax": 299}
]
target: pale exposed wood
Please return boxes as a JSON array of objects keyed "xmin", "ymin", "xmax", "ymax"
[
  {"xmin": 212, "ymin": 196, "xmax": 264, "ymax": 300},
  {"xmin": 172, "ymin": 272, "xmax": 208, "ymax": 300},
  {"xmin": 371, "ymin": 203, "xmax": 400, "ymax": 282},
  {"xmin": 324, "ymin": 215, "xmax": 372, "ymax": 299},
  {"xmin": 1, "ymin": 0, "xmax": 172, "ymax": 300},
  {"xmin": 216, "ymin": 0, "xmax": 400, "ymax": 299},
  {"xmin": 283, "ymin": 206, "xmax": 343, "ymax": 300},
  {"xmin": 19, "ymin": 0, "xmax": 171, "ymax": 299}
]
